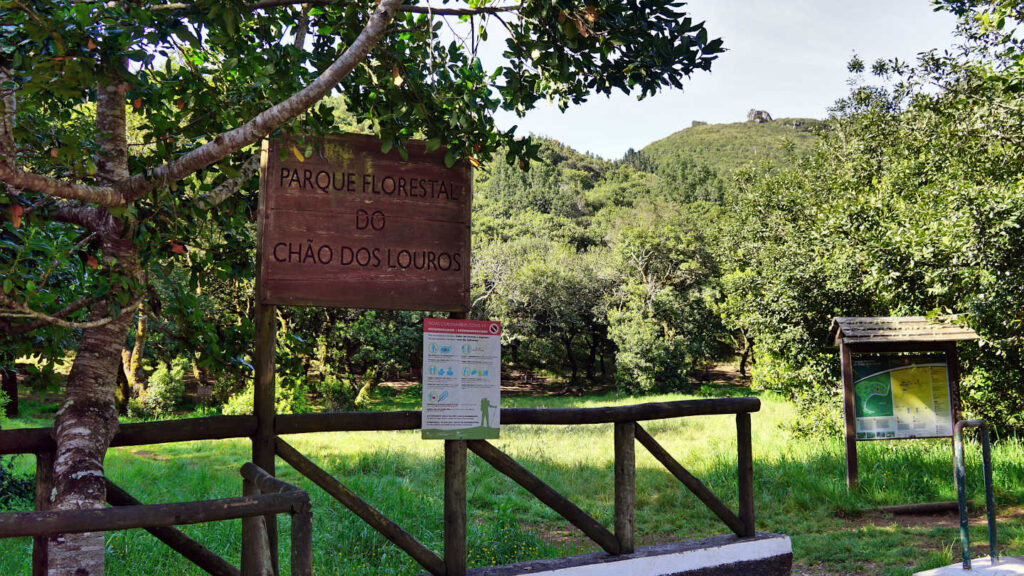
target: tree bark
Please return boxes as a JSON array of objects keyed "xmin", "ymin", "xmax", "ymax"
[
  {"xmin": 739, "ymin": 332, "xmax": 755, "ymax": 377},
  {"xmin": 120, "ymin": 312, "xmax": 147, "ymax": 398},
  {"xmin": 561, "ymin": 334, "xmax": 578, "ymax": 383},
  {"xmin": 48, "ymin": 78, "xmax": 137, "ymax": 576}
]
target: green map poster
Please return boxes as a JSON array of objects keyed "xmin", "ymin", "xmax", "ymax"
[{"xmin": 852, "ymin": 354, "xmax": 953, "ymax": 440}]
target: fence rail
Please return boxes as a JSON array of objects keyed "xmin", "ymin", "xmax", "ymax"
[
  {"xmin": 0, "ymin": 397, "xmax": 759, "ymax": 576},
  {"xmin": 0, "ymin": 463, "xmax": 309, "ymax": 576}
]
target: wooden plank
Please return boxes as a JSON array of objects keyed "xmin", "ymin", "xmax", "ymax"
[
  {"xmin": 106, "ymin": 480, "xmax": 240, "ymax": 576},
  {"xmin": 841, "ymin": 340, "xmax": 858, "ymax": 490},
  {"xmin": 258, "ymin": 134, "xmax": 472, "ymax": 312},
  {"xmin": 835, "ymin": 316, "xmax": 928, "ymax": 323},
  {"xmin": 274, "ymin": 438, "xmax": 445, "ymax": 576},
  {"xmin": 633, "ymin": 425, "xmax": 745, "ymax": 536},
  {"xmin": 445, "ymin": 440, "xmax": 468, "ymax": 576},
  {"xmin": 0, "ymin": 494, "xmax": 303, "ymax": 538},
  {"xmin": 0, "ymin": 427, "xmax": 52, "ymax": 455},
  {"xmin": 0, "ymin": 416, "xmax": 256, "ymax": 456},
  {"xmin": 2, "ymin": 398, "xmax": 759, "ymax": 457},
  {"xmin": 874, "ymin": 501, "xmax": 962, "ymax": 515},
  {"xmin": 845, "ymin": 341, "xmax": 966, "ymax": 354},
  {"xmin": 467, "ymin": 440, "xmax": 620, "ymax": 555},
  {"xmin": 614, "ymin": 422, "xmax": 635, "ymax": 553},
  {"xmin": 115, "ymin": 416, "xmax": 257, "ymax": 447},
  {"xmin": 842, "ymin": 330, "xmax": 977, "ymax": 339},
  {"xmin": 736, "ymin": 413, "xmax": 755, "ymax": 538},
  {"xmin": 501, "ymin": 398, "xmax": 760, "ymax": 425},
  {"xmin": 276, "ymin": 410, "xmax": 421, "ymax": 434},
  {"xmin": 32, "ymin": 451, "xmax": 52, "ymax": 576}
]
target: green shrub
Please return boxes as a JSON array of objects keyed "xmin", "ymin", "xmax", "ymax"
[
  {"xmin": 0, "ymin": 457, "xmax": 33, "ymax": 511},
  {"xmin": 314, "ymin": 374, "xmax": 356, "ymax": 410},
  {"xmin": 223, "ymin": 377, "xmax": 311, "ymax": 415},
  {"xmin": 128, "ymin": 357, "xmax": 188, "ymax": 419}
]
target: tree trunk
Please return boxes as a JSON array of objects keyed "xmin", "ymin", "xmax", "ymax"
[
  {"xmin": 49, "ymin": 297, "xmax": 132, "ymax": 576},
  {"xmin": 49, "ymin": 77, "xmax": 135, "ymax": 576},
  {"xmin": 119, "ymin": 312, "xmax": 147, "ymax": 397},
  {"xmin": 1, "ymin": 366, "xmax": 17, "ymax": 418},
  {"xmin": 561, "ymin": 334, "xmax": 578, "ymax": 383},
  {"xmin": 739, "ymin": 332, "xmax": 755, "ymax": 377},
  {"xmin": 585, "ymin": 332, "xmax": 597, "ymax": 382}
]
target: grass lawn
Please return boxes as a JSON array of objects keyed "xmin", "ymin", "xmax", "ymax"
[{"xmin": 1, "ymin": 385, "xmax": 1023, "ymax": 575}]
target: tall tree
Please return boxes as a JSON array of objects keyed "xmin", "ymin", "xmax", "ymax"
[{"xmin": 0, "ymin": 0, "xmax": 721, "ymax": 573}]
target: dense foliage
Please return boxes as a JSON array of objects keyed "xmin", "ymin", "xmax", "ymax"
[
  {"xmin": 718, "ymin": 1, "xmax": 1024, "ymax": 435},
  {"xmin": 4, "ymin": 0, "xmax": 1024, "ymax": 444}
]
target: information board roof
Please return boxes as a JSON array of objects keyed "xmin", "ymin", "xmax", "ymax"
[{"xmin": 829, "ymin": 316, "xmax": 979, "ymax": 346}]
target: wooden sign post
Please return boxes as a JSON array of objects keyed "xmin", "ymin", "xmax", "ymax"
[
  {"xmin": 253, "ymin": 134, "xmax": 472, "ymax": 571},
  {"xmin": 829, "ymin": 317, "xmax": 978, "ymax": 489}
]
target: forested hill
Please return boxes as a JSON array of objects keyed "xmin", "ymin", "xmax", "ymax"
[{"xmin": 641, "ymin": 117, "xmax": 822, "ymax": 173}]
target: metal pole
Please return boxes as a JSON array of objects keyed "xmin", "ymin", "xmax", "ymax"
[
  {"xmin": 981, "ymin": 426, "xmax": 998, "ymax": 565},
  {"xmin": 954, "ymin": 419, "xmax": 999, "ymax": 570},
  {"xmin": 953, "ymin": 422, "xmax": 970, "ymax": 570}
]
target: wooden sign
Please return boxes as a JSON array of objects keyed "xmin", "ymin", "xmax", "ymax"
[{"xmin": 257, "ymin": 134, "xmax": 472, "ymax": 311}]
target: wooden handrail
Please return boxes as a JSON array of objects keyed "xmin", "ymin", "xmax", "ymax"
[
  {"xmin": 0, "ymin": 398, "xmax": 759, "ymax": 455},
  {"xmin": 0, "ymin": 492, "xmax": 304, "ymax": 539},
  {"xmin": 0, "ymin": 415, "xmax": 257, "ymax": 455},
  {"xmin": 275, "ymin": 397, "xmax": 761, "ymax": 434}
]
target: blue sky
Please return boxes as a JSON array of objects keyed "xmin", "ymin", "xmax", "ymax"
[{"xmin": 489, "ymin": 0, "xmax": 959, "ymax": 159}]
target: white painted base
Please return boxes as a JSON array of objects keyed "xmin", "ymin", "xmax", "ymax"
[
  {"xmin": 915, "ymin": 557, "xmax": 1024, "ymax": 575},
  {"xmin": 537, "ymin": 536, "xmax": 790, "ymax": 576},
  {"xmin": 465, "ymin": 534, "xmax": 792, "ymax": 576}
]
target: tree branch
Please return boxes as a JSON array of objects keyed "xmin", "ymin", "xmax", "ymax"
[
  {"xmin": 119, "ymin": 0, "xmax": 403, "ymax": 203},
  {"xmin": 200, "ymin": 153, "xmax": 261, "ymax": 208},
  {"xmin": 0, "ymin": 162, "xmax": 123, "ymax": 205},
  {"xmin": 0, "ymin": 296, "xmax": 94, "ymax": 335},
  {"xmin": 0, "ymin": 293, "xmax": 141, "ymax": 331},
  {"xmin": 0, "ymin": 69, "xmax": 15, "ymax": 157},
  {"xmin": 50, "ymin": 203, "xmax": 119, "ymax": 235},
  {"xmin": 293, "ymin": 4, "xmax": 311, "ymax": 49}
]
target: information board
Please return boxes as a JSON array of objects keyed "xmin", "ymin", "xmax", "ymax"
[
  {"xmin": 257, "ymin": 134, "xmax": 472, "ymax": 311},
  {"xmin": 422, "ymin": 319, "xmax": 501, "ymax": 440},
  {"xmin": 852, "ymin": 354, "xmax": 953, "ymax": 440}
]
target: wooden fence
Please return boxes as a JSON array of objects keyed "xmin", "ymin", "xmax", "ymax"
[
  {"xmin": 0, "ymin": 461, "xmax": 310, "ymax": 576},
  {"xmin": 0, "ymin": 397, "xmax": 759, "ymax": 576}
]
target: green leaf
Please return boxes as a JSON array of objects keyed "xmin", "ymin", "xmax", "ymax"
[{"xmin": 425, "ymin": 138, "xmax": 442, "ymax": 153}]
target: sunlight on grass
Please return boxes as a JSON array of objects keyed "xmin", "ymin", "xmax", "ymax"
[{"xmin": 2, "ymin": 389, "xmax": 1023, "ymax": 574}]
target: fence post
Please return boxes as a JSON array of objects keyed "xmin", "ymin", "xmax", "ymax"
[
  {"xmin": 241, "ymin": 477, "xmax": 274, "ymax": 576},
  {"xmin": 614, "ymin": 421, "xmax": 635, "ymax": 554},
  {"xmin": 32, "ymin": 451, "xmax": 53, "ymax": 576},
  {"xmin": 253, "ymin": 301, "xmax": 278, "ymax": 574},
  {"xmin": 444, "ymin": 440, "xmax": 467, "ymax": 576},
  {"xmin": 736, "ymin": 412, "xmax": 755, "ymax": 538},
  {"xmin": 290, "ymin": 504, "xmax": 313, "ymax": 576}
]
